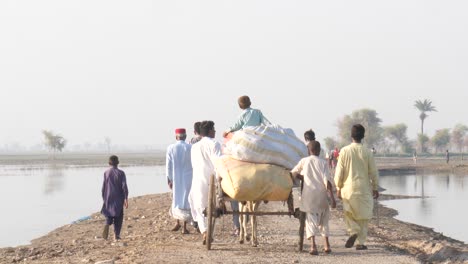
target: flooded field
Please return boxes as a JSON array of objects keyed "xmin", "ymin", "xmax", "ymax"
[
  {"xmin": 380, "ymin": 173, "xmax": 468, "ymax": 243},
  {"xmin": 0, "ymin": 164, "xmax": 168, "ymax": 247}
]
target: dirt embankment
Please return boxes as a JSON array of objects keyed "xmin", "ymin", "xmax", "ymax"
[
  {"xmin": 0, "ymin": 156, "xmax": 467, "ymax": 263},
  {"xmin": 376, "ymin": 157, "xmax": 468, "ymax": 175},
  {"xmin": 1, "ymin": 191, "xmax": 467, "ymax": 264},
  {"xmin": 0, "ymin": 192, "xmax": 413, "ymax": 264}
]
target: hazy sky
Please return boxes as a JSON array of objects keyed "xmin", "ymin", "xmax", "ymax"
[{"xmin": 1, "ymin": 1, "xmax": 467, "ymax": 149}]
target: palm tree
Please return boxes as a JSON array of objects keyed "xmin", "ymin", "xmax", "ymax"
[{"xmin": 414, "ymin": 99, "xmax": 437, "ymax": 135}]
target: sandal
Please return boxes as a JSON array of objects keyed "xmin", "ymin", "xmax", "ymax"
[
  {"xmin": 181, "ymin": 229, "xmax": 190, "ymax": 234},
  {"xmin": 356, "ymin": 245, "xmax": 368, "ymax": 250},
  {"xmin": 309, "ymin": 249, "xmax": 318, "ymax": 255},
  {"xmin": 202, "ymin": 234, "xmax": 213, "ymax": 245},
  {"xmin": 171, "ymin": 224, "xmax": 181, "ymax": 232},
  {"xmin": 345, "ymin": 234, "xmax": 358, "ymax": 248},
  {"xmin": 323, "ymin": 248, "xmax": 332, "ymax": 254}
]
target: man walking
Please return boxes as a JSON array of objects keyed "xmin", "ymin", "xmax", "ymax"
[
  {"xmin": 334, "ymin": 124, "xmax": 379, "ymax": 250},
  {"xmin": 190, "ymin": 120, "xmax": 222, "ymax": 244},
  {"xmin": 166, "ymin": 128, "xmax": 193, "ymax": 234},
  {"xmin": 190, "ymin": 122, "xmax": 202, "ymax": 144}
]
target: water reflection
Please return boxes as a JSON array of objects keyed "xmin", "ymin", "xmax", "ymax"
[
  {"xmin": 44, "ymin": 164, "xmax": 65, "ymax": 194},
  {"xmin": 420, "ymin": 173, "xmax": 425, "ymax": 199},
  {"xmin": 0, "ymin": 165, "xmax": 168, "ymax": 247},
  {"xmin": 380, "ymin": 173, "xmax": 468, "ymax": 243}
]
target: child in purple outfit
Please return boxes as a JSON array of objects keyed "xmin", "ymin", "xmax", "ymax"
[{"xmin": 101, "ymin": 155, "xmax": 129, "ymax": 240}]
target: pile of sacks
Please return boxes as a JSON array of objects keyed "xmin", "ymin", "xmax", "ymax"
[{"xmin": 216, "ymin": 125, "xmax": 307, "ymax": 201}]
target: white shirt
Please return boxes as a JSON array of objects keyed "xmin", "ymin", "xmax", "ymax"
[
  {"xmin": 291, "ymin": 155, "xmax": 333, "ymax": 213},
  {"xmin": 190, "ymin": 137, "xmax": 222, "ymax": 210},
  {"xmin": 166, "ymin": 140, "xmax": 192, "ymax": 210}
]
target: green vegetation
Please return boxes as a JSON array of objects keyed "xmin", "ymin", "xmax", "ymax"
[
  {"xmin": 431, "ymin": 128, "xmax": 450, "ymax": 153},
  {"xmin": 329, "ymin": 100, "xmax": 466, "ymax": 158},
  {"xmin": 42, "ymin": 130, "xmax": 67, "ymax": 159},
  {"xmin": 414, "ymin": 99, "xmax": 437, "ymax": 152},
  {"xmin": 337, "ymin": 108, "xmax": 383, "ymax": 148},
  {"xmin": 414, "ymin": 99, "xmax": 437, "ymax": 135}
]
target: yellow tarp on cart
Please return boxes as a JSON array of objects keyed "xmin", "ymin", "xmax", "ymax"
[{"xmin": 216, "ymin": 155, "xmax": 293, "ymax": 201}]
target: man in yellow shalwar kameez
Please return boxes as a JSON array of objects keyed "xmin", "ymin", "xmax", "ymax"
[{"xmin": 334, "ymin": 124, "xmax": 379, "ymax": 250}]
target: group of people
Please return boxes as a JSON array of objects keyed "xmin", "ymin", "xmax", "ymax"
[
  {"xmin": 292, "ymin": 124, "xmax": 379, "ymax": 254},
  {"xmin": 99, "ymin": 95, "xmax": 380, "ymax": 256},
  {"xmin": 166, "ymin": 95, "xmax": 270, "ymax": 244},
  {"xmin": 326, "ymin": 147, "xmax": 340, "ymax": 169}
]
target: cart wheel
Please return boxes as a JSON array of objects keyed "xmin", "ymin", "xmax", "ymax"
[
  {"xmin": 298, "ymin": 211, "xmax": 306, "ymax": 251},
  {"xmin": 206, "ymin": 174, "xmax": 216, "ymax": 250}
]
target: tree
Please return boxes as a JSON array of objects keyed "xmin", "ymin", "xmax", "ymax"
[
  {"xmin": 463, "ymin": 136, "xmax": 468, "ymax": 160},
  {"xmin": 383, "ymin": 123, "xmax": 412, "ymax": 154},
  {"xmin": 323, "ymin": 137, "xmax": 338, "ymax": 152},
  {"xmin": 42, "ymin": 130, "xmax": 67, "ymax": 158},
  {"xmin": 337, "ymin": 108, "xmax": 383, "ymax": 147},
  {"xmin": 431, "ymin": 129, "xmax": 451, "ymax": 154},
  {"xmin": 417, "ymin": 133, "xmax": 430, "ymax": 153},
  {"xmin": 451, "ymin": 124, "xmax": 468, "ymax": 154},
  {"xmin": 414, "ymin": 99, "xmax": 437, "ymax": 135}
]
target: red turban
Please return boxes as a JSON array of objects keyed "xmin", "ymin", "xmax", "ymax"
[{"xmin": 175, "ymin": 128, "xmax": 186, "ymax": 134}]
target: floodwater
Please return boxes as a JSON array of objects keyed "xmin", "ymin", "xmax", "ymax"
[
  {"xmin": 380, "ymin": 173, "xmax": 468, "ymax": 243},
  {"xmin": 0, "ymin": 165, "xmax": 168, "ymax": 247}
]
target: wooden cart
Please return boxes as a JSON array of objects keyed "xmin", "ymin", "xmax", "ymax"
[{"xmin": 204, "ymin": 174, "xmax": 306, "ymax": 251}]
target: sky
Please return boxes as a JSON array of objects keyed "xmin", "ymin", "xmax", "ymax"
[{"xmin": 1, "ymin": 0, "xmax": 467, "ymax": 150}]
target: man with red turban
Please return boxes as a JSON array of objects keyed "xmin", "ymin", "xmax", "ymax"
[{"xmin": 166, "ymin": 128, "xmax": 193, "ymax": 234}]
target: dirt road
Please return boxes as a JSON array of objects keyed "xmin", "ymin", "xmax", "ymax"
[{"xmin": 0, "ymin": 192, "xmax": 419, "ymax": 264}]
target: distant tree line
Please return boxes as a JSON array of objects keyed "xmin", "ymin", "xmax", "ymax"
[{"xmin": 323, "ymin": 99, "xmax": 468, "ymax": 157}]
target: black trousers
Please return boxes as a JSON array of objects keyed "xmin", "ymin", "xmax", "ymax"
[{"xmin": 105, "ymin": 211, "xmax": 124, "ymax": 239}]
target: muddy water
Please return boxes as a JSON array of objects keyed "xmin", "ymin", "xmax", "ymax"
[
  {"xmin": 380, "ymin": 173, "xmax": 468, "ymax": 243},
  {"xmin": 0, "ymin": 165, "xmax": 168, "ymax": 247}
]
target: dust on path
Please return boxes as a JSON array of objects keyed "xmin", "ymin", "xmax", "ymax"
[{"xmin": 0, "ymin": 192, "xmax": 418, "ymax": 264}]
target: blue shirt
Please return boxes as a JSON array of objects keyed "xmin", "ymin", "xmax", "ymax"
[{"xmin": 228, "ymin": 107, "xmax": 271, "ymax": 132}]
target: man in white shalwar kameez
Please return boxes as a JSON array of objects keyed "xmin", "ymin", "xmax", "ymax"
[
  {"xmin": 291, "ymin": 141, "xmax": 336, "ymax": 255},
  {"xmin": 190, "ymin": 120, "xmax": 222, "ymax": 244},
  {"xmin": 335, "ymin": 124, "xmax": 379, "ymax": 250},
  {"xmin": 188, "ymin": 121, "xmax": 202, "ymax": 232},
  {"xmin": 166, "ymin": 128, "xmax": 193, "ymax": 234}
]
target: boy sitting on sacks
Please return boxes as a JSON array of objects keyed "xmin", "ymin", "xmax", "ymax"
[
  {"xmin": 291, "ymin": 141, "xmax": 336, "ymax": 255},
  {"xmin": 222, "ymin": 95, "xmax": 271, "ymax": 138},
  {"xmin": 222, "ymin": 95, "xmax": 271, "ymax": 235}
]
